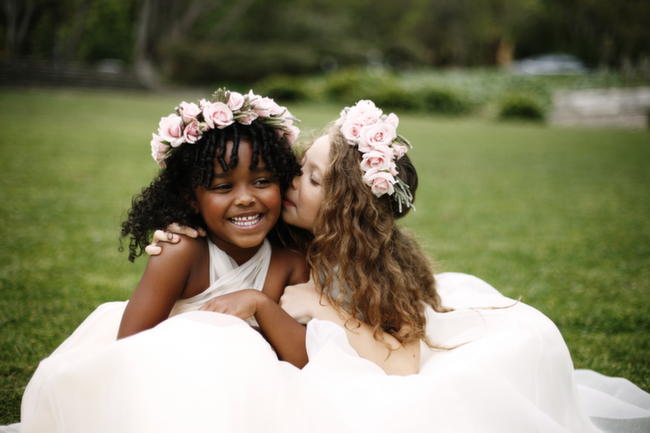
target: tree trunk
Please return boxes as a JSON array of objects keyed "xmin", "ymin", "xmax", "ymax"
[
  {"xmin": 133, "ymin": 0, "xmax": 161, "ymax": 89},
  {"xmin": 3, "ymin": 0, "xmax": 36, "ymax": 58},
  {"xmin": 496, "ymin": 36, "xmax": 514, "ymax": 67}
]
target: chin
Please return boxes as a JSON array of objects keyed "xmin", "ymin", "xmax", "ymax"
[{"xmin": 236, "ymin": 238, "xmax": 267, "ymax": 249}]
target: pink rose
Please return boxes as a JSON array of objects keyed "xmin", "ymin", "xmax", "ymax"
[
  {"xmin": 341, "ymin": 120, "xmax": 363, "ymax": 144},
  {"xmin": 362, "ymin": 168, "xmax": 395, "ymax": 197},
  {"xmin": 358, "ymin": 122, "xmax": 396, "ymax": 152},
  {"xmin": 236, "ymin": 110, "xmax": 258, "ymax": 125},
  {"xmin": 335, "ymin": 107, "xmax": 349, "ymax": 126},
  {"xmin": 157, "ymin": 114, "xmax": 184, "ymax": 147},
  {"xmin": 227, "ymin": 91, "xmax": 244, "ymax": 110},
  {"xmin": 182, "ymin": 120, "xmax": 202, "ymax": 143},
  {"xmin": 203, "ymin": 102, "xmax": 234, "ymax": 129},
  {"xmin": 252, "ymin": 97, "xmax": 275, "ymax": 117},
  {"xmin": 150, "ymin": 133, "xmax": 170, "ymax": 165},
  {"xmin": 178, "ymin": 101, "xmax": 201, "ymax": 124},
  {"xmin": 360, "ymin": 146, "xmax": 396, "ymax": 172},
  {"xmin": 385, "ymin": 113, "xmax": 399, "ymax": 128},
  {"xmin": 284, "ymin": 125, "xmax": 300, "ymax": 145},
  {"xmin": 348, "ymin": 100, "xmax": 382, "ymax": 126}
]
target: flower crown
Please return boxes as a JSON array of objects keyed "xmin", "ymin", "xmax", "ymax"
[
  {"xmin": 335, "ymin": 100, "xmax": 414, "ymax": 212},
  {"xmin": 150, "ymin": 88, "xmax": 300, "ymax": 166}
]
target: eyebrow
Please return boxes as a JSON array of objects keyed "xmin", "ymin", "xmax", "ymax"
[{"xmin": 304, "ymin": 161, "xmax": 322, "ymax": 174}]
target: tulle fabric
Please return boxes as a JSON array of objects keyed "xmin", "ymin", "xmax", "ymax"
[{"xmin": 9, "ymin": 272, "xmax": 648, "ymax": 433}]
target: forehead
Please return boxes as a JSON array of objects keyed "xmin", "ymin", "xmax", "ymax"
[
  {"xmin": 213, "ymin": 138, "xmax": 267, "ymax": 173},
  {"xmin": 304, "ymin": 135, "xmax": 330, "ymax": 170}
]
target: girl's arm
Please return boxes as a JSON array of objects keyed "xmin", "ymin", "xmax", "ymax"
[
  {"xmin": 254, "ymin": 293, "xmax": 308, "ymax": 367},
  {"xmin": 197, "ymin": 290, "xmax": 308, "ymax": 367},
  {"xmin": 255, "ymin": 249, "xmax": 310, "ymax": 367},
  {"xmin": 281, "ymin": 280, "xmax": 420, "ymax": 375},
  {"xmin": 198, "ymin": 249, "xmax": 310, "ymax": 368},
  {"xmin": 118, "ymin": 237, "xmax": 202, "ymax": 339}
]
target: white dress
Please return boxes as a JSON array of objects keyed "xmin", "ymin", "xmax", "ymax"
[
  {"xmin": 17, "ymin": 239, "xmax": 273, "ymax": 433},
  {"xmin": 10, "ymin": 264, "xmax": 650, "ymax": 432}
]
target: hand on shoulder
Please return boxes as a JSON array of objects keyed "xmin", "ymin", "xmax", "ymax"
[{"xmin": 145, "ymin": 224, "xmax": 207, "ymax": 256}]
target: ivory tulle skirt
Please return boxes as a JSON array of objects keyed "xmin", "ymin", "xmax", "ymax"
[{"xmin": 6, "ymin": 273, "xmax": 649, "ymax": 433}]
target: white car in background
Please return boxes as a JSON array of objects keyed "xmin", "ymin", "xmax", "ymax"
[{"xmin": 513, "ymin": 54, "xmax": 588, "ymax": 75}]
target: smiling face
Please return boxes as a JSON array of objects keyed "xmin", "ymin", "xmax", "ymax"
[
  {"xmin": 282, "ymin": 134, "xmax": 331, "ymax": 232},
  {"xmin": 193, "ymin": 139, "xmax": 281, "ymax": 263}
]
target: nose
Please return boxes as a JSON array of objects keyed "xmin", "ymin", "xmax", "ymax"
[{"xmin": 234, "ymin": 186, "xmax": 256, "ymax": 207}]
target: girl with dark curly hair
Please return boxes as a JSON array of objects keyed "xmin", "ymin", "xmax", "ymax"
[
  {"xmin": 116, "ymin": 90, "xmax": 311, "ymax": 366},
  {"xmin": 19, "ymin": 89, "xmax": 314, "ymax": 433}
]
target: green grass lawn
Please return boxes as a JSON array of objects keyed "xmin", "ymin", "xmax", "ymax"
[{"xmin": 1, "ymin": 88, "xmax": 649, "ymax": 423}]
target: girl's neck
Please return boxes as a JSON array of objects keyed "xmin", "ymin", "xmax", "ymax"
[{"xmin": 208, "ymin": 234, "xmax": 264, "ymax": 266}]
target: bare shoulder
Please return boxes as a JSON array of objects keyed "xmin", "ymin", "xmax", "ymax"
[
  {"xmin": 148, "ymin": 234, "xmax": 206, "ymax": 267},
  {"xmin": 262, "ymin": 247, "xmax": 308, "ymax": 302},
  {"xmin": 269, "ymin": 247, "xmax": 309, "ymax": 284},
  {"xmin": 270, "ymin": 247, "xmax": 305, "ymax": 265}
]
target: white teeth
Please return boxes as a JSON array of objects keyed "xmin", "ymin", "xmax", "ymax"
[{"xmin": 230, "ymin": 214, "xmax": 261, "ymax": 227}]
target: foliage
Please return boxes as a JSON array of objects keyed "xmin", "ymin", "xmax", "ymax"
[
  {"xmin": 498, "ymin": 94, "xmax": 545, "ymax": 121},
  {"xmin": 322, "ymin": 69, "xmax": 396, "ymax": 104},
  {"xmin": 420, "ymin": 87, "xmax": 473, "ymax": 115},
  {"xmin": 268, "ymin": 67, "xmax": 650, "ymax": 120},
  {"xmin": 162, "ymin": 41, "xmax": 321, "ymax": 84},
  {"xmin": 366, "ymin": 83, "xmax": 422, "ymax": 112},
  {"xmin": 3, "ymin": 0, "xmax": 648, "ymax": 84},
  {"xmin": 254, "ymin": 75, "xmax": 312, "ymax": 102}
]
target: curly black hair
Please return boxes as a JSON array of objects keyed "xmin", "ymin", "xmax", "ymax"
[{"xmin": 121, "ymin": 120, "xmax": 302, "ymax": 262}]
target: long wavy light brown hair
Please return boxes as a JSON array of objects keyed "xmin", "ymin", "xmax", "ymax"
[{"xmin": 307, "ymin": 126, "xmax": 448, "ymax": 347}]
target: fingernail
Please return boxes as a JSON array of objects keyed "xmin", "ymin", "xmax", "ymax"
[{"xmin": 167, "ymin": 232, "xmax": 173, "ymax": 240}]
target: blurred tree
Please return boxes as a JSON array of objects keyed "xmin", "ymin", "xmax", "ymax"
[
  {"xmin": 2, "ymin": 0, "xmax": 37, "ymax": 58},
  {"xmin": 1, "ymin": 0, "xmax": 648, "ymax": 82},
  {"xmin": 78, "ymin": 0, "xmax": 133, "ymax": 63},
  {"xmin": 398, "ymin": 0, "xmax": 540, "ymax": 66},
  {"xmin": 518, "ymin": 0, "xmax": 650, "ymax": 68}
]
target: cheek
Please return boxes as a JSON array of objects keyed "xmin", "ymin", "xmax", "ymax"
[
  {"xmin": 201, "ymin": 195, "xmax": 228, "ymax": 216},
  {"xmin": 304, "ymin": 189, "xmax": 322, "ymax": 220},
  {"xmin": 262, "ymin": 185, "xmax": 282, "ymax": 215}
]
